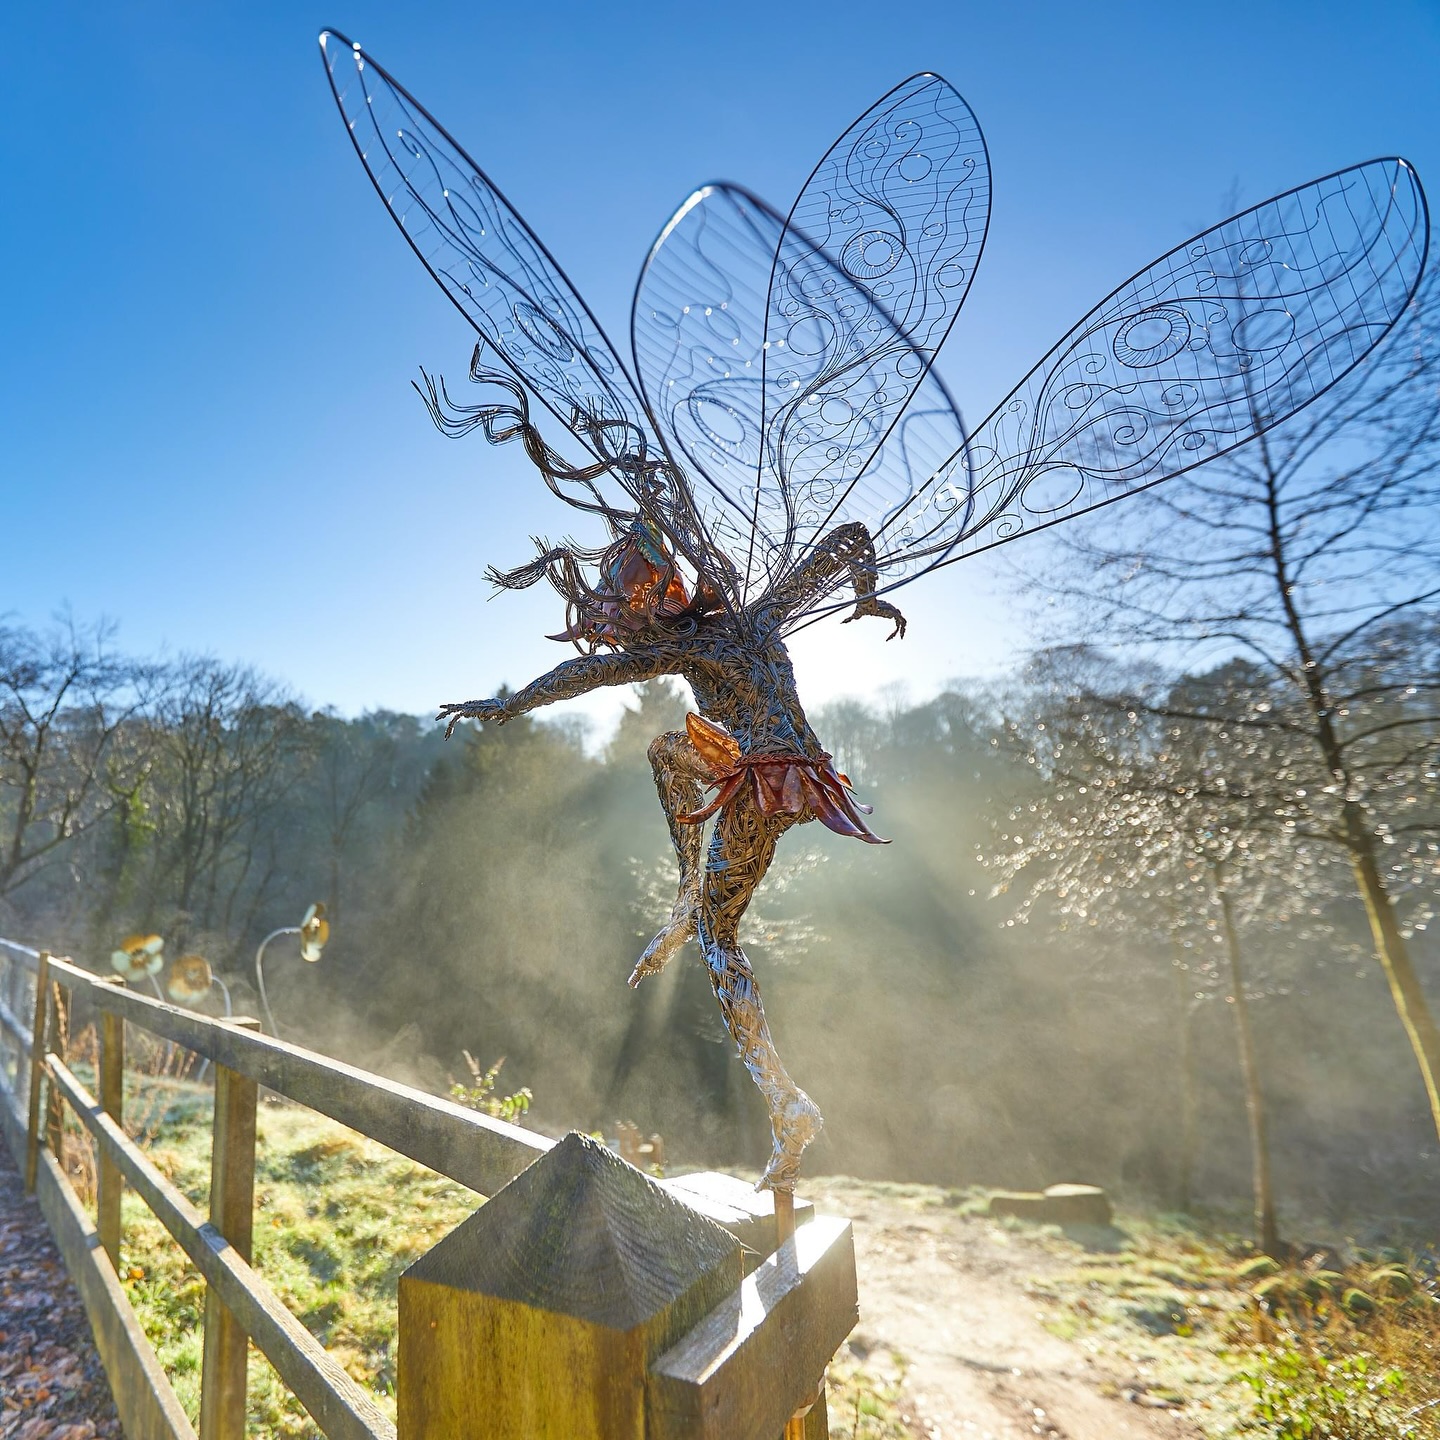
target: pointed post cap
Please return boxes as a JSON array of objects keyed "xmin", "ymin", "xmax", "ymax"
[{"xmin": 405, "ymin": 1131, "xmax": 743, "ymax": 1341}]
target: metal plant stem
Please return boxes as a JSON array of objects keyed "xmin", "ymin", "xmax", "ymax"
[{"xmin": 254, "ymin": 927, "xmax": 299, "ymax": 1040}]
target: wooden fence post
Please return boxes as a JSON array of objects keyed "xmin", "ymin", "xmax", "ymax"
[
  {"xmin": 98, "ymin": 978, "xmax": 126, "ymax": 1269},
  {"xmin": 43, "ymin": 977, "xmax": 67, "ymax": 1173},
  {"xmin": 0, "ymin": 955, "xmax": 10, "ymax": 1081},
  {"xmin": 774, "ymin": 1190, "xmax": 830, "ymax": 1440},
  {"xmin": 1, "ymin": 954, "xmax": 16, "ymax": 1075},
  {"xmin": 799, "ymin": 1392, "xmax": 830, "ymax": 1438},
  {"xmin": 4, "ymin": 955, "xmax": 18, "ymax": 1087},
  {"xmin": 398, "ymin": 1132, "xmax": 744, "ymax": 1439},
  {"xmin": 25, "ymin": 952, "xmax": 51, "ymax": 1192},
  {"xmin": 199, "ymin": 1016, "xmax": 261, "ymax": 1440}
]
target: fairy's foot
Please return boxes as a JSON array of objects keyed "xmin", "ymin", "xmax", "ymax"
[
  {"xmin": 756, "ymin": 1089, "xmax": 823, "ymax": 1193},
  {"xmin": 628, "ymin": 896, "xmax": 698, "ymax": 988},
  {"xmin": 842, "ymin": 597, "xmax": 907, "ymax": 640}
]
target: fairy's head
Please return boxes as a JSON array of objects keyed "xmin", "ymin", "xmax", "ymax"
[
  {"xmin": 543, "ymin": 520, "xmax": 700, "ymax": 648},
  {"xmin": 420, "ymin": 357, "xmax": 725, "ymax": 649},
  {"xmin": 603, "ymin": 521, "xmax": 691, "ymax": 617}
]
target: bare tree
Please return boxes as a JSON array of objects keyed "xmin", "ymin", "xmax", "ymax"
[
  {"xmin": 1043, "ymin": 266, "xmax": 1440, "ymax": 1141},
  {"xmin": 0, "ymin": 618, "xmax": 153, "ymax": 909},
  {"xmin": 129, "ymin": 658, "xmax": 310, "ymax": 954},
  {"xmin": 988, "ymin": 650, "xmax": 1365, "ymax": 1252}
]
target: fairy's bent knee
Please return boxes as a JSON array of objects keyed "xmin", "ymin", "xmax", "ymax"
[{"xmin": 648, "ymin": 730, "xmax": 690, "ymax": 770}]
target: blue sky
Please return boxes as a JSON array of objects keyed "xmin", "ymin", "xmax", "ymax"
[{"xmin": 2, "ymin": 0, "xmax": 1437, "ymax": 731}]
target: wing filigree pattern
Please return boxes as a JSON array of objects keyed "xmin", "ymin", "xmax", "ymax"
[
  {"xmin": 759, "ymin": 75, "xmax": 988, "ymax": 571},
  {"xmin": 883, "ymin": 159, "xmax": 1430, "ymax": 581},
  {"xmin": 320, "ymin": 31, "xmax": 660, "ymax": 513},
  {"xmin": 632, "ymin": 184, "xmax": 781, "ymax": 583},
  {"xmin": 631, "ymin": 74, "xmax": 987, "ymax": 608},
  {"xmin": 632, "ymin": 183, "xmax": 972, "ymax": 606}
]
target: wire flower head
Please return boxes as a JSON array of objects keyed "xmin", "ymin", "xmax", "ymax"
[
  {"xmin": 166, "ymin": 954, "xmax": 214, "ymax": 1003},
  {"xmin": 111, "ymin": 934, "xmax": 165, "ymax": 982},
  {"xmin": 299, "ymin": 903, "xmax": 330, "ymax": 963}
]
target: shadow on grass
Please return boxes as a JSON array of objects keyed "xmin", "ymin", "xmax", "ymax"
[{"xmin": 1060, "ymin": 1222, "xmax": 1130, "ymax": 1252}]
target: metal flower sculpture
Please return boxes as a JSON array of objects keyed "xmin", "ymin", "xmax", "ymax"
[
  {"xmin": 111, "ymin": 934, "xmax": 165, "ymax": 986},
  {"xmin": 166, "ymin": 953, "xmax": 233, "ymax": 1017},
  {"xmin": 166, "ymin": 953, "xmax": 214, "ymax": 1004},
  {"xmin": 320, "ymin": 32, "xmax": 1428, "ymax": 1190},
  {"xmin": 299, "ymin": 903, "xmax": 331, "ymax": 964},
  {"xmin": 166, "ymin": 954, "xmax": 232, "ymax": 1082},
  {"xmin": 255, "ymin": 904, "xmax": 330, "ymax": 1038}
]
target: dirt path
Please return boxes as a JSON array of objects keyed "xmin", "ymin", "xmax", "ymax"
[
  {"xmin": 808, "ymin": 1179, "xmax": 1205, "ymax": 1440},
  {"xmin": 0, "ymin": 1139, "xmax": 123, "ymax": 1440}
]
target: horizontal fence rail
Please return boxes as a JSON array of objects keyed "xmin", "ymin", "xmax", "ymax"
[
  {"xmin": 0, "ymin": 939, "xmax": 37, "ymax": 1082},
  {"xmin": 0, "ymin": 946, "xmax": 197, "ymax": 1439},
  {"xmin": 0, "ymin": 943, "xmax": 553, "ymax": 1440},
  {"xmin": 44, "ymin": 954, "xmax": 553, "ymax": 1196},
  {"xmin": 0, "ymin": 939, "xmax": 38, "ymax": 1104},
  {"xmin": 0, "ymin": 991, "xmax": 27, "ymax": 1051},
  {"xmin": 46, "ymin": 1054, "xmax": 396, "ymax": 1440}
]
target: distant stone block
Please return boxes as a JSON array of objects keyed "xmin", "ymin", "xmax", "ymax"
[
  {"xmin": 988, "ymin": 1183, "xmax": 1111, "ymax": 1226},
  {"xmin": 987, "ymin": 1190, "xmax": 1049, "ymax": 1221},
  {"xmin": 1041, "ymin": 1183, "xmax": 1112, "ymax": 1225}
]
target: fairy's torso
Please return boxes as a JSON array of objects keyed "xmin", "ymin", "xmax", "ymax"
[{"xmin": 664, "ymin": 614, "xmax": 822, "ymax": 758}]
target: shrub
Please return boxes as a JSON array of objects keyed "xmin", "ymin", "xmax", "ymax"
[
  {"xmin": 448, "ymin": 1052, "xmax": 533, "ymax": 1124},
  {"xmin": 1368, "ymin": 1266, "xmax": 1417, "ymax": 1299},
  {"xmin": 1242, "ymin": 1344, "xmax": 1413, "ymax": 1439}
]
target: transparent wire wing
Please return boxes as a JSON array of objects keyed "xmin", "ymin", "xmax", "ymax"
[
  {"xmin": 760, "ymin": 74, "xmax": 988, "ymax": 565},
  {"xmin": 633, "ymin": 182, "xmax": 972, "ymax": 610},
  {"xmin": 319, "ymin": 30, "xmax": 660, "ymax": 508},
  {"xmin": 870, "ymin": 157, "xmax": 1430, "ymax": 589},
  {"xmin": 632, "ymin": 184, "xmax": 781, "ymax": 584}
]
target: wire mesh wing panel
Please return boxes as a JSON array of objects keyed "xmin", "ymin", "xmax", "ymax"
[
  {"xmin": 633, "ymin": 182, "xmax": 971, "ymax": 610},
  {"xmin": 758, "ymin": 74, "xmax": 988, "ymax": 580},
  {"xmin": 319, "ymin": 32, "xmax": 660, "ymax": 498},
  {"xmin": 632, "ymin": 184, "xmax": 783, "ymax": 588},
  {"xmin": 889, "ymin": 158, "xmax": 1429, "ymax": 575}
]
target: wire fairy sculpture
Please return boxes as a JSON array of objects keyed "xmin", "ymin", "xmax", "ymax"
[{"xmin": 320, "ymin": 30, "xmax": 1428, "ymax": 1190}]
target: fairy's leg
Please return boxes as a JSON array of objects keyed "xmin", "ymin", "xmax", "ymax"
[
  {"xmin": 699, "ymin": 802, "xmax": 821, "ymax": 1192},
  {"xmin": 629, "ymin": 731, "xmax": 712, "ymax": 987}
]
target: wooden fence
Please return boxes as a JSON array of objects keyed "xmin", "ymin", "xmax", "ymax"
[{"xmin": 0, "ymin": 938, "xmax": 856, "ymax": 1439}]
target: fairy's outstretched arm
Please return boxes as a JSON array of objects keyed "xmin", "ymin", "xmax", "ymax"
[
  {"xmin": 438, "ymin": 649, "xmax": 679, "ymax": 738},
  {"xmin": 754, "ymin": 522, "xmax": 907, "ymax": 639}
]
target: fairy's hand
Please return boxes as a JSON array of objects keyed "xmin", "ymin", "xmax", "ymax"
[
  {"xmin": 437, "ymin": 698, "xmax": 508, "ymax": 739},
  {"xmin": 842, "ymin": 597, "xmax": 907, "ymax": 641}
]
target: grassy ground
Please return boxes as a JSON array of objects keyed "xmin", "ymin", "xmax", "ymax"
[
  {"xmin": 1019, "ymin": 1208, "xmax": 1440, "ymax": 1438},
  {"xmin": 111, "ymin": 1084, "xmax": 478, "ymax": 1434}
]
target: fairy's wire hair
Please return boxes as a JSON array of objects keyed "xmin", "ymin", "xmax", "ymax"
[{"xmin": 418, "ymin": 347, "xmax": 708, "ymax": 650}]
